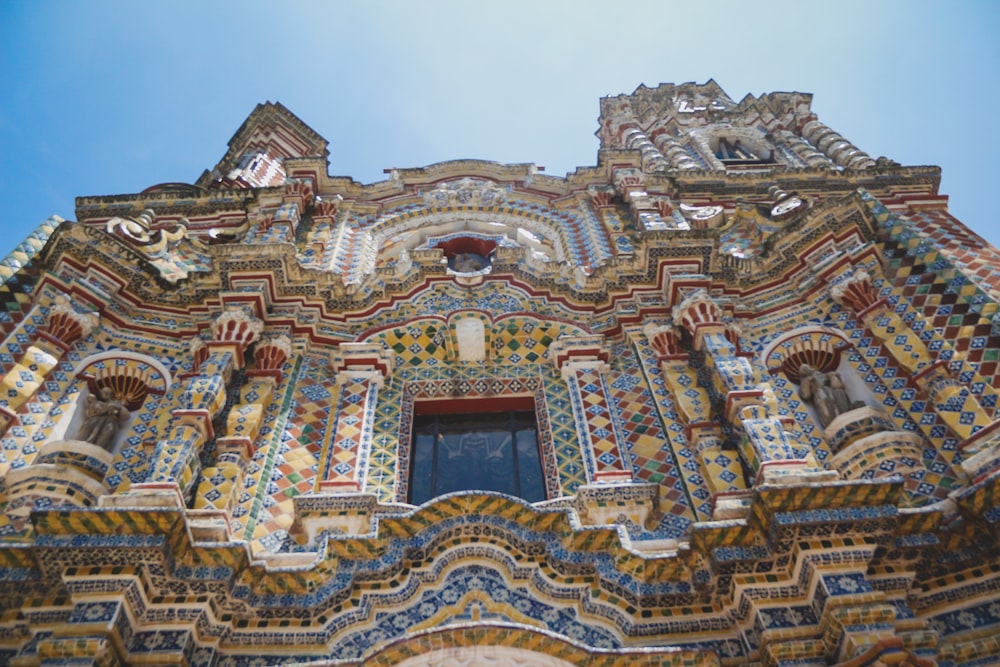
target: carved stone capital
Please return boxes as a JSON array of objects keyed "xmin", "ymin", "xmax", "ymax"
[
  {"xmin": 211, "ymin": 307, "xmax": 264, "ymax": 348},
  {"xmin": 672, "ymin": 290, "xmax": 723, "ymax": 337},
  {"xmin": 254, "ymin": 335, "xmax": 293, "ymax": 375},
  {"xmin": 549, "ymin": 334, "xmax": 609, "ymax": 371},
  {"xmin": 643, "ymin": 323, "xmax": 684, "ymax": 359},
  {"xmin": 829, "ymin": 270, "xmax": 882, "ymax": 315},
  {"xmin": 43, "ymin": 296, "xmax": 99, "ymax": 349},
  {"xmin": 330, "ymin": 342, "xmax": 395, "ymax": 383}
]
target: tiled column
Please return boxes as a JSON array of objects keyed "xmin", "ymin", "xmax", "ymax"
[
  {"xmin": 646, "ymin": 323, "xmax": 746, "ymax": 497},
  {"xmin": 315, "ymin": 343, "xmax": 394, "ymax": 493},
  {"xmin": 550, "ymin": 335, "xmax": 632, "ymax": 484},
  {"xmin": 0, "ymin": 296, "xmax": 98, "ymax": 435},
  {"xmin": 195, "ymin": 335, "xmax": 292, "ymax": 516},
  {"xmin": 128, "ymin": 308, "xmax": 262, "ymax": 506},
  {"xmin": 673, "ymin": 291, "xmax": 829, "ymax": 484}
]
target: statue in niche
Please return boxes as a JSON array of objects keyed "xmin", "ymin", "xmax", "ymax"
[
  {"xmin": 798, "ymin": 364, "xmax": 863, "ymax": 428},
  {"xmin": 450, "ymin": 252, "xmax": 489, "ymax": 273},
  {"xmin": 75, "ymin": 387, "xmax": 130, "ymax": 451}
]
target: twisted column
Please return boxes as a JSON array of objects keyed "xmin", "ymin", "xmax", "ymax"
[
  {"xmin": 801, "ymin": 121, "xmax": 876, "ymax": 169},
  {"xmin": 132, "ymin": 308, "xmax": 262, "ymax": 506}
]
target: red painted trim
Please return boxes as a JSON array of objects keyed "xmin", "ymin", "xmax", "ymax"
[{"xmin": 414, "ymin": 395, "xmax": 535, "ymax": 415}]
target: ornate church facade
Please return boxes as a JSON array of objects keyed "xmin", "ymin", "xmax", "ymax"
[{"xmin": 0, "ymin": 81, "xmax": 998, "ymax": 666}]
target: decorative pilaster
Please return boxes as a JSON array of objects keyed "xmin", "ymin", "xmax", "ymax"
[
  {"xmin": 303, "ymin": 196, "xmax": 341, "ymax": 263},
  {"xmin": 124, "ymin": 308, "xmax": 262, "ymax": 507},
  {"xmin": 0, "ymin": 296, "xmax": 98, "ymax": 434},
  {"xmin": 672, "ymin": 291, "xmax": 827, "ymax": 484},
  {"xmin": 315, "ymin": 343, "xmax": 394, "ymax": 493},
  {"xmin": 645, "ymin": 323, "xmax": 746, "ymax": 498},
  {"xmin": 194, "ymin": 335, "xmax": 292, "ymax": 518},
  {"xmin": 550, "ymin": 335, "xmax": 631, "ymax": 484}
]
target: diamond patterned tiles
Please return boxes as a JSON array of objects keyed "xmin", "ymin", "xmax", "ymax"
[
  {"xmin": 905, "ymin": 208, "xmax": 1000, "ymax": 303},
  {"xmin": 629, "ymin": 331, "xmax": 715, "ymax": 521},
  {"xmin": 605, "ymin": 363, "xmax": 696, "ymax": 538},
  {"xmin": 540, "ymin": 369, "xmax": 589, "ymax": 496},
  {"xmin": 240, "ymin": 355, "xmax": 318, "ymax": 550},
  {"xmin": 565, "ymin": 366, "xmax": 627, "ymax": 477},
  {"xmin": 493, "ymin": 317, "xmax": 560, "ymax": 364},
  {"xmin": 381, "ymin": 320, "xmax": 449, "ymax": 366},
  {"xmin": 865, "ymin": 193, "xmax": 1000, "ymax": 394}
]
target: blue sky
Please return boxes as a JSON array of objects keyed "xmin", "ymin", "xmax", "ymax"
[{"xmin": 2, "ymin": 0, "xmax": 999, "ymax": 256}]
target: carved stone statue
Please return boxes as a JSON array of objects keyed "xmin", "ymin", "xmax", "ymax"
[
  {"xmin": 75, "ymin": 387, "xmax": 130, "ymax": 451},
  {"xmin": 798, "ymin": 364, "xmax": 858, "ymax": 428},
  {"xmin": 451, "ymin": 252, "xmax": 488, "ymax": 273}
]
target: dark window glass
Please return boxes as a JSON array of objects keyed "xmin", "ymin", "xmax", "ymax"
[{"xmin": 409, "ymin": 411, "xmax": 544, "ymax": 504}]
